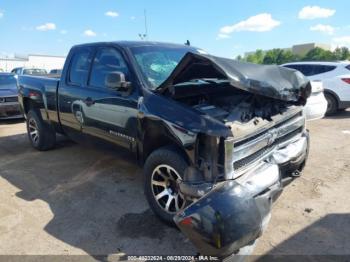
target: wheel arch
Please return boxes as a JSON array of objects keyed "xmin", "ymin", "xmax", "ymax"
[
  {"xmin": 23, "ymin": 97, "xmax": 42, "ymax": 114},
  {"xmin": 139, "ymin": 119, "xmax": 196, "ymax": 166},
  {"xmin": 324, "ymin": 89, "xmax": 340, "ymax": 109}
]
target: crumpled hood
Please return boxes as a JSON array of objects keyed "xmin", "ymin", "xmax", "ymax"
[{"xmin": 157, "ymin": 52, "xmax": 311, "ymax": 104}]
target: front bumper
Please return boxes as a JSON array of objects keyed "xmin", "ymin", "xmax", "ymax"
[
  {"xmin": 175, "ymin": 131, "xmax": 309, "ymax": 257},
  {"xmin": 0, "ymin": 102, "xmax": 23, "ymax": 119}
]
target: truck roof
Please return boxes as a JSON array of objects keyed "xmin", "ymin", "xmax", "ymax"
[{"xmin": 72, "ymin": 41, "xmax": 198, "ymax": 50}]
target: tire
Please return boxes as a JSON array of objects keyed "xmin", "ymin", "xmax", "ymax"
[
  {"xmin": 26, "ymin": 109, "xmax": 56, "ymax": 151},
  {"xmin": 144, "ymin": 146, "xmax": 189, "ymax": 224},
  {"xmin": 325, "ymin": 93, "xmax": 338, "ymax": 115}
]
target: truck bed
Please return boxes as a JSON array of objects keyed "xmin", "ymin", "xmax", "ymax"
[{"xmin": 17, "ymin": 75, "xmax": 60, "ymax": 124}]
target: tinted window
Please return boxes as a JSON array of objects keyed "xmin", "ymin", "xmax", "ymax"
[
  {"xmin": 284, "ymin": 64, "xmax": 336, "ymax": 76},
  {"xmin": 311, "ymin": 65, "xmax": 336, "ymax": 75},
  {"xmin": 298, "ymin": 65, "xmax": 314, "ymax": 76},
  {"xmin": 69, "ymin": 49, "xmax": 92, "ymax": 86},
  {"xmin": 89, "ymin": 48, "xmax": 130, "ymax": 88},
  {"xmin": 284, "ymin": 65, "xmax": 301, "ymax": 71}
]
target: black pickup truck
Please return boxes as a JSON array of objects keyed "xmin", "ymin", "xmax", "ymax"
[{"xmin": 17, "ymin": 41, "xmax": 311, "ymax": 258}]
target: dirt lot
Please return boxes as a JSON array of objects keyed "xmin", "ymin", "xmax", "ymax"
[{"xmin": 0, "ymin": 111, "xmax": 349, "ymax": 260}]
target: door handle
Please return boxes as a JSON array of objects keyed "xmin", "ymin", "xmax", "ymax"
[{"xmin": 83, "ymin": 97, "xmax": 95, "ymax": 106}]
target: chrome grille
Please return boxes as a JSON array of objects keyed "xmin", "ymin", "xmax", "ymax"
[{"xmin": 225, "ymin": 110, "xmax": 305, "ymax": 178}]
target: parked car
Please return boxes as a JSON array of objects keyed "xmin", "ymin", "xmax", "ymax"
[
  {"xmin": 282, "ymin": 61, "xmax": 350, "ymax": 115},
  {"xmin": 0, "ymin": 73, "xmax": 22, "ymax": 119},
  {"xmin": 47, "ymin": 69, "xmax": 63, "ymax": 79},
  {"xmin": 49, "ymin": 69, "xmax": 62, "ymax": 75},
  {"xmin": 17, "ymin": 41, "xmax": 312, "ymax": 258},
  {"xmin": 11, "ymin": 67, "xmax": 47, "ymax": 76}
]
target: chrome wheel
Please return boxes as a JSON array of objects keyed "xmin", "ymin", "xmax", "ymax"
[
  {"xmin": 28, "ymin": 118, "xmax": 39, "ymax": 144},
  {"xmin": 151, "ymin": 164, "xmax": 186, "ymax": 214}
]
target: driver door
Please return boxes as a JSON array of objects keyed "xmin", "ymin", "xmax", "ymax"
[{"xmin": 79, "ymin": 47, "xmax": 139, "ymax": 149}]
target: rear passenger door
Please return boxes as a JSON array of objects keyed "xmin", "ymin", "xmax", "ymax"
[{"xmin": 58, "ymin": 47, "xmax": 94, "ymax": 142}]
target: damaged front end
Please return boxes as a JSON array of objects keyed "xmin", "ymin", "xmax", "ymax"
[
  {"xmin": 152, "ymin": 52, "xmax": 312, "ymax": 257},
  {"xmin": 175, "ymin": 131, "xmax": 309, "ymax": 257}
]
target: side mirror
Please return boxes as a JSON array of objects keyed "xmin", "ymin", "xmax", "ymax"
[{"xmin": 105, "ymin": 72, "xmax": 132, "ymax": 92}]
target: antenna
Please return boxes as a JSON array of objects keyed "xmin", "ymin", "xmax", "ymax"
[
  {"xmin": 138, "ymin": 9, "xmax": 149, "ymax": 40},
  {"xmin": 144, "ymin": 9, "xmax": 148, "ymax": 40}
]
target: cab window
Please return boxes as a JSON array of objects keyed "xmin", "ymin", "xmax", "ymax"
[
  {"xmin": 89, "ymin": 48, "xmax": 130, "ymax": 89},
  {"xmin": 68, "ymin": 49, "xmax": 92, "ymax": 86}
]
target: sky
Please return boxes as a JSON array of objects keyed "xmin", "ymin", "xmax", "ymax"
[{"xmin": 0, "ymin": 0, "xmax": 350, "ymax": 58}]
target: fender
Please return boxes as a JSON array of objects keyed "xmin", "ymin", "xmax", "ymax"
[{"xmin": 17, "ymin": 75, "xmax": 59, "ymax": 125}]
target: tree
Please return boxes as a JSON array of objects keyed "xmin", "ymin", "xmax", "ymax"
[
  {"xmin": 245, "ymin": 49, "xmax": 265, "ymax": 64},
  {"xmin": 279, "ymin": 50, "xmax": 300, "ymax": 64},
  {"xmin": 262, "ymin": 49, "xmax": 285, "ymax": 64},
  {"xmin": 333, "ymin": 47, "xmax": 350, "ymax": 61},
  {"xmin": 303, "ymin": 47, "xmax": 336, "ymax": 61},
  {"xmin": 238, "ymin": 46, "xmax": 350, "ymax": 65}
]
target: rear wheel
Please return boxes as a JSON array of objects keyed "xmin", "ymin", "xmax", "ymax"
[
  {"xmin": 26, "ymin": 110, "xmax": 56, "ymax": 151},
  {"xmin": 325, "ymin": 93, "xmax": 338, "ymax": 115},
  {"xmin": 144, "ymin": 147, "xmax": 188, "ymax": 224}
]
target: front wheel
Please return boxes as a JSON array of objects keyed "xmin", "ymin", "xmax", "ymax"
[
  {"xmin": 26, "ymin": 110, "xmax": 56, "ymax": 151},
  {"xmin": 144, "ymin": 147, "xmax": 188, "ymax": 224}
]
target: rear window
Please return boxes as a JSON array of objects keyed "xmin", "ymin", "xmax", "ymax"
[
  {"xmin": 23, "ymin": 69, "xmax": 47, "ymax": 76},
  {"xmin": 0, "ymin": 74, "xmax": 16, "ymax": 88},
  {"xmin": 312, "ymin": 65, "xmax": 336, "ymax": 75},
  {"xmin": 69, "ymin": 49, "xmax": 92, "ymax": 86}
]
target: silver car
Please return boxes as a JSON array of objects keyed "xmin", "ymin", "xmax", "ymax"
[{"xmin": 0, "ymin": 73, "xmax": 22, "ymax": 119}]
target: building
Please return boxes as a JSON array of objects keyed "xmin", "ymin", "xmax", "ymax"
[
  {"xmin": 244, "ymin": 42, "xmax": 331, "ymax": 57},
  {"xmin": 291, "ymin": 43, "xmax": 331, "ymax": 56},
  {"xmin": 0, "ymin": 54, "xmax": 66, "ymax": 73}
]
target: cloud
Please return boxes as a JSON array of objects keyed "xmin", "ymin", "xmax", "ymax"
[
  {"xmin": 332, "ymin": 36, "xmax": 350, "ymax": 47},
  {"xmin": 298, "ymin": 6, "xmax": 335, "ymax": 20},
  {"xmin": 130, "ymin": 16, "xmax": 136, "ymax": 20},
  {"xmin": 105, "ymin": 11, "xmax": 119, "ymax": 17},
  {"xmin": 216, "ymin": 33, "xmax": 231, "ymax": 40},
  {"xmin": 0, "ymin": 11, "xmax": 3, "ymax": 18},
  {"xmin": 60, "ymin": 30, "xmax": 67, "ymax": 34},
  {"xmin": 219, "ymin": 13, "xmax": 280, "ymax": 35},
  {"xmin": 310, "ymin": 24, "xmax": 335, "ymax": 35},
  {"xmin": 84, "ymin": 29, "xmax": 97, "ymax": 37},
  {"xmin": 36, "ymin": 23, "xmax": 56, "ymax": 31}
]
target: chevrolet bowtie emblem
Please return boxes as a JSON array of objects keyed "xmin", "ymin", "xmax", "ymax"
[{"xmin": 267, "ymin": 129, "xmax": 279, "ymax": 146}]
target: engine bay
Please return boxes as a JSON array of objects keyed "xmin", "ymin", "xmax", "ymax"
[{"xmin": 166, "ymin": 81, "xmax": 293, "ymax": 124}]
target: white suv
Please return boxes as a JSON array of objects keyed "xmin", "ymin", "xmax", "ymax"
[{"xmin": 282, "ymin": 61, "xmax": 350, "ymax": 115}]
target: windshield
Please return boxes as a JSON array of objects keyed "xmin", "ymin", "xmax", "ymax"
[
  {"xmin": 130, "ymin": 46, "xmax": 198, "ymax": 89},
  {"xmin": 23, "ymin": 69, "xmax": 47, "ymax": 76},
  {"xmin": 0, "ymin": 74, "xmax": 16, "ymax": 89}
]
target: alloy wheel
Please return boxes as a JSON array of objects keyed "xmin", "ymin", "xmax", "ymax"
[
  {"xmin": 28, "ymin": 118, "xmax": 39, "ymax": 144},
  {"xmin": 151, "ymin": 164, "xmax": 186, "ymax": 214}
]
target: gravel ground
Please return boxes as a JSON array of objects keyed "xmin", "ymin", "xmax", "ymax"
[{"xmin": 0, "ymin": 110, "xmax": 349, "ymax": 260}]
